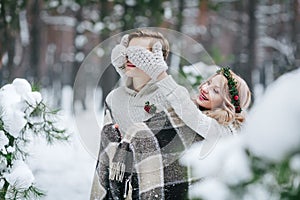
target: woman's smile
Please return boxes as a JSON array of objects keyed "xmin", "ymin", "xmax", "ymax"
[
  {"xmin": 195, "ymin": 75, "xmax": 225, "ymax": 109},
  {"xmin": 199, "ymin": 91, "xmax": 209, "ymax": 101}
]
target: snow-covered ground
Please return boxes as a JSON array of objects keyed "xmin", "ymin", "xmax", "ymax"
[{"xmin": 28, "ymin": 87, "xmax": 103, "ymax": 200}]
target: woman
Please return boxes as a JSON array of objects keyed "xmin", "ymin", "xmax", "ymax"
[
  {"xmin": 158, "ymin": 67, "xmax": 251, "ymax": 132},
  {"xmin": 127, "ymin": 42, "xmax": 252, "ymax": 157}
]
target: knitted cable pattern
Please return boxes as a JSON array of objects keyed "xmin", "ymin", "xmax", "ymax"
[
  {"xmin": 111, "ymin": 34, "xmax": 129, "ymax": 76},
  {"xmin": 126, "ymin": 42, "xmax": 168, "ymax": 80}
]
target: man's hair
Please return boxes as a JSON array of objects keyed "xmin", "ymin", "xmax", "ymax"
[{"xmin": 128, "ymin": 29, "xmax": 170, "ymax": 60}]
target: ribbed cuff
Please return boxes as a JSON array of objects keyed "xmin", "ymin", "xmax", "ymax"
[
  {"xmin": 156, "ymin": 75, "xmax": 179, "ymax": 96},
  {"xmin": 148, "ymin": 65, "xmax": 167, "ymax": 80}
]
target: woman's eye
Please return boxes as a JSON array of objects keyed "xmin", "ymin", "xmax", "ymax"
[{"xmin": 214, "ymin": 89, "xmax": 219, "ymax": 94}]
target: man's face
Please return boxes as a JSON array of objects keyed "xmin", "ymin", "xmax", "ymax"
[{"xmin": 125, "ymin": 37, "xmax": 152, "ymax": 79}]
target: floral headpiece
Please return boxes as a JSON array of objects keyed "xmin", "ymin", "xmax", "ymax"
[{"xmin": 217, "ymin": 67, "xmax": 242, "ymax": 113}]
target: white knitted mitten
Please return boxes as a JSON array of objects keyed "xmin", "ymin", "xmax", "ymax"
[
  {"xmin": 111, "ymin": 34, "xmax": 129, "ymax": 76},
  {"xmin": 126, "ymin": 42, "xmax": 168, "ymax": 80}
]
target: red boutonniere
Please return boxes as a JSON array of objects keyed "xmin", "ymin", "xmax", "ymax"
[{"xmin": 144, "ymin": 101, "xmax": 157, "ymax": 114}]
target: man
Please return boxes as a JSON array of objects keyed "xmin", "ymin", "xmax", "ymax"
[{"xmin": 90, "ymin": 29, "xmax": 204, "ymax": 200}]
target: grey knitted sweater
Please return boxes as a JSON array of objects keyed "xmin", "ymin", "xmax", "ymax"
[
  {"xmin": 156, "ymin": 75, "xmax": 235, "ymax": 157},
  {"xmin": 90, "ymin": 76, "xmax": 234, "ymax": 200},
  {"xmin": 105, "ymin": 76, "xmax": 233, "ymax": 138},
  {"xmin": 105, "ymin": 77, "xmax": 171, "ymax": 136}
]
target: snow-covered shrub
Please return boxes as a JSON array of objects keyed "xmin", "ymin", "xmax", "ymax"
[
  {"xmin": 181, "ymin": 68, "xmax": 300, "ymax": 200},
  {"xmin": 0, "ymin": 78, "xmax": 69, "ymax": 199}
]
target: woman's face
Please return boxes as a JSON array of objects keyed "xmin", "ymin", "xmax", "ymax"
[
  {"xmin": 196, "ymin": 74, "xmax": 225, "ymax": 110},
  {"xmin": 125, "ymin": 37, "xmax": 151, "ymax": 78}
]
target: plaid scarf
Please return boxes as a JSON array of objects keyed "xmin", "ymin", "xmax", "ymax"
[{"xmin": 90, "ymin": 102, "xmax": 204, "ymax": 200}]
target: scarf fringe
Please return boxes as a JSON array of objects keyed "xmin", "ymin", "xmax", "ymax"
[{"xmin": 109, "ymin": 162, "xmax": 125, "ymax": 182}]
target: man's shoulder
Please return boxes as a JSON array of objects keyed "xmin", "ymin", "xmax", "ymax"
[{"xmin": 105, "ymin": 86, "xmax": 127, "ymax": 105}]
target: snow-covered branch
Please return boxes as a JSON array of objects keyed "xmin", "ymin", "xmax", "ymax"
[{"xmin": 0, "ymin": 78, "xmax": 69, "ymax": 199}]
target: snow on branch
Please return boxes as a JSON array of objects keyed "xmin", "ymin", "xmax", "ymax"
[{"xmin": 0, "ymin": 78, "xmax": 69, "ymax": 199}]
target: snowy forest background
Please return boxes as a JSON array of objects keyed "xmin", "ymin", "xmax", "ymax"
[
  {"xmin": 1, "ymin": 0, "xmax": 299, "ymax": 104},
  {"xmin": 0, "ymin": 0, "xmax": 300, "ymax": 200}
]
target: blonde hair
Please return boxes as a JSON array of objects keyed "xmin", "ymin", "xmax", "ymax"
[
  {"xmin": 201, "ymin": 70, "xmax": 251, "ymax": 129},
  {"xmin": 128, "ymin": 29, "xmax": 170, "ymax": 60}
]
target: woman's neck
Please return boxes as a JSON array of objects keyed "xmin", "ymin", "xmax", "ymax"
[{"xmin": 132, "ymin": 76, "xmax": 151, "ymax": 92}]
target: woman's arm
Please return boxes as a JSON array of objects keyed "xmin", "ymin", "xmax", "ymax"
[{"xmin": 156, "ymin": 75, "xmax": 212, "ymax": 138}]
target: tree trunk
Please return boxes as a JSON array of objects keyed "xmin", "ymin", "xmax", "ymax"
[
  {"xmin": 72, "ymin": 7, "xmax": 83, "ymax": 85},
  {"xmin": 0, "ymin": 0, "xmax": 6, "ymax": 85},
  {"xmin": 247, "ymin": 0, "xmax": 257, "ymax": 96},
  {"xmin": 29, "ymin": 0, "xmax": 41, "ymax": 82},
  {"xmin": 176, "ymin": 0, "xmax": 184, "ymax": 31},
  {"xmin": 98, "ymin": 0, "xmax": 118, "ymax": 107},
  {"xmin": 0, "ymin": 0, "xmax": 16, "ymax": 83},
  {"xmin": 232, "ymin": 1, "xmax": 245, "ymax": 72},
  {"xmin": 292, "ymin": 0, "xmax": 300, "ymax": 67}
]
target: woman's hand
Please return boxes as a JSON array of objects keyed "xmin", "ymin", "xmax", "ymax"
[
  {"xmin": 111, "ymin": 34, "xmax": 129, "ymax": 76},
  {"xmin": 126, "ymin": 42, "xmax": 168, "ymax": 80},
  {"xmin": 157, "ymin": 71, "xmax": 168, "ymax": 81}
]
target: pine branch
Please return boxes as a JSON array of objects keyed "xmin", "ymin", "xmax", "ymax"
[
  {"xmin": 5, "ymin": 184, "xmax": 46, "ymax": 200},
  {"xmin": 1, "ymin": 79, "xmax": 69, "ymax": 200}
]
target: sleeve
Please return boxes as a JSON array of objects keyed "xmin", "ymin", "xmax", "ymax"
[
  {"xmin": 197, "ymin": 119, "xmax": 225, "ymax": 159},
  {"xmin": 90, "ymin": 104, "xmax": 121, "ymax": 200},
  {"xmin": 156, "ymin": 75, "xmax": 212, "ymax": 138}
]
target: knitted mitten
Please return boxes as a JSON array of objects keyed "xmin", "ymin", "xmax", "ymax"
[
  {"xmin": 126, "ymin": 42, "xmax": 168, "ymax": 80},
  {"xmin": 111, "ymin": 34, "xmax": 129, "ymax": 76}
]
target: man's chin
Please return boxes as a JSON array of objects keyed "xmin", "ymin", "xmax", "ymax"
[
  {"xmin": 125, "ymin": 71, "xmax": 134, "ymax": 77},
  {"xmin": 125, "ymin": 73, "xmax": 133, "ymax": 78}
]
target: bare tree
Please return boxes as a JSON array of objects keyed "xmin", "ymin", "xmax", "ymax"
[
  {"xmin": 28, "ymin": 0, "xmax": 42, "ymax": 82},
  {"xmin": 246, "ymin": 0, "xmax": 257, "ymax": 92}
]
